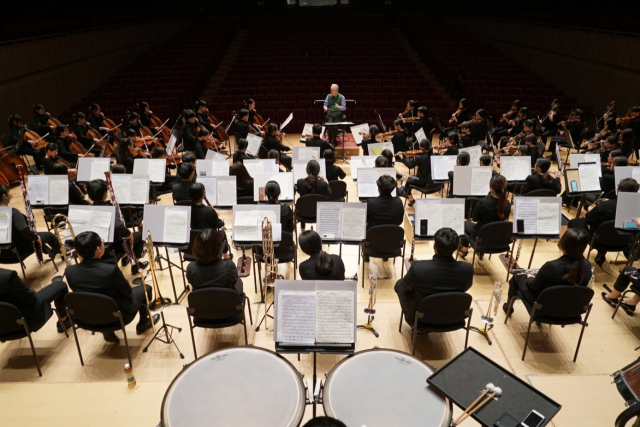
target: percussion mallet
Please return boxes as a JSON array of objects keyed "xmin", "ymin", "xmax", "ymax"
[
  {"xmin": 452, "ymin": 383, "xmax": 495, "ymax": 426},
  {"xmin": 457, "ymin": 386, "xmax": 503, "ymax": 425}
]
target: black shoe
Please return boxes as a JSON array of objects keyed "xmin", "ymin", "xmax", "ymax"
[
  {"xmin": 621, "ymin": 301, "xmax": 637, "ymax": 315},
  {"xmin": 458, "ymin": 249, "xmax": 468, "ymax": 259},
  {"xmin": 131, "ymin": 261, "xmax": 149, "ymax": 275},
  {"xmin": 408, "ymin": 199, "xmax": 415, "ymax": 207},
  {"xmin": 57, "ymin": 317, "xmax": 72, "ymax": 333},
  {"xmin": 382, "ymin": 257, "xmax": 389, "ymax": 262},
  {"xmin": 121, "ymin": 257, "xmax": 130, "ymax": 267},
  {"xmin": 103, "ymin": 331, "xmax": 120, "ymax": 343},
  {"xmin": 601, "ymin": 292, "xmax": 619, "ymax": 308},
  {"xmin": 363, "ymin": 255, "xmax": 370, "ymax": 262},
  {"xmin": 595, "ymin": 254, "xmax": 606, "ymax": 269},
  {"xmin": 478, "ymin": 253, "xmax": 484, "ymax": 260},
  {"xmin": 502, "ymin": 303, "xmax": 514, "ymax": 315},
  {"xmin": 136, "ymin": 314, "xmax": 160, "ymax": 334}
]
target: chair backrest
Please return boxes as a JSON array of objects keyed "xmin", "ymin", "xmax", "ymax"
[
  {"xmin": 477, "ymin": 221, "xmax": 514, "ymax": 248},
  {"xmin": 187, "ymin": 288, "xmax": 243, "ymax": 320},
  {"xmin": 525, "ymin": 189, "xmax": 557, "ymax": 198},
  {"xmin": 534, "ymin": 285, "xmax": 594, "ymax": 319},
  {"xmin": 0, "ymin": 133, "xmax": 13, "ymax": 147},
  {"xmin": 174, "ymin": 200, "xmax": 192, "ymax": 207},
  {"xmin": 0, "ymin": 302, "xmax": 24, "ymax": 334},
  {"xmin": 365, "ymin": 225, "xmax": 405, "ymax": 253},
  {"xmin": 426, "ymin": 174, "xmax": 442, "ymax": 190},
  {"xmin": 65, "ymin": 292, "xmax": 120, "ymax": 325},
  {"xmin": 328, "ymin": 180, "xmax": 347, "ymax": 201},
  {"xmin": 417, "ymin": 292, "xmax": 472, "ymax": 325},
  {"xmin": 295, "ymin": 194, "xmax": 328, "ymax": 218},
  {"xmin": 594, "ymin": 220, "xmax": 636, "ymax": 246},
  {"xmin": 237, "ymin": 196, "xmax": 256, "ymax": 205}
]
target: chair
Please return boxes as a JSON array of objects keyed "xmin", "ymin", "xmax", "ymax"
[
  {"xmin": 0, "ymin": 243, "xmax": 59, "ymax": 285},
  {"xmin": 525, "ymin": 189, "xmax": 557, "ymax": 198},
  {"xmin": 0, "ymin": 301, "xmax": 68, "ymax": 376},
  {"xmin": 237, "ymin": 196, "xmax": 256, "ymax": 205},
  {"xmin": 294, "ymin": 194, "xmax": 328, "ymax": 240},
  {"xmin": 178, "ymin": 229, "xmax": 205, "ymax": 284},
  {"xmin": 468, "ymin": 221, "xmax": 514, "ymax": 276},
  {"xmin": 65, "ymin": 292, "xmax": 134, "ymax": 367},
  {"xmin": 399, "ymin": 292, "xmax": 473, "ymax": 356},
  {"xmin": 328, "ymin": 180, "xmax": 348, "ymax": 202},
  {"xmin": 504, "ymin": 285, "xmax": 594, "ymax": 361},
  {"xmin": 186, "ymin": 288, "xmax": 252, "ymax": 359},
  {"xmin": 587, "ymin": 220, "xmax": 636, "ymax": 263},
  {"xmin": 403, "ymin": 175, "xmax": 443, "ymax": 207},
  {"xmin": 253, "ymin": 231, "xmax": 297, "ymax": 293},
  {"xmin": 362, "ymin": 225, "xmax": 406, "ymax": 287}
]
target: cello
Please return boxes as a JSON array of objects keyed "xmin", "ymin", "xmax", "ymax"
[
  {"xmin": 149, "ymin": 114, "xmax": 172, "ymax": 144},
  {"xmin": 204, "ymin": 108, "xmax": 229, "ymax": 145}
]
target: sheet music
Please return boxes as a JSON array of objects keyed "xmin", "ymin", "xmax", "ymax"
[
  {"xmin": 316, "ymin": 291, "xmax": 355, "ymax": 344},
  {"xmin": 442, "ymin": 204, "xmax": 465, "ymax": 236},
  {"xmin": 49, "ymin": 178, "xmax": 68, "ymax": 205},
  {"xmin": 432, "ymin": 156, "xmax": 456, "ymax": 180},
  {"xmin": 317, "ymin": 203, "xmax": 342, "ymax": 239},
  {"xmin": 500, "ymin": 157, "xmax": 530, "ymax": 181},
  {"xmin": 632, "ymin": 168, "xmax": 640, "ymax": 184},
  {"xmin": 422, "ymin": 203, "xmax": 443, "ymax": 236},
  {"xmin": 205, "ymin": 150, "xmax": 226, "ymax": 160},
  {"xmin": 578, "ymin": 163, "xmax": 600, "ymax": 192},
  {"xmin": 341, "ymin": 208, "xmax": 366, "ymax": 241},
  {"xmin": 277, "ymin": 291, "xmax": 316, "ymax": 344},
  {"xmin": 163, "ymin": 209, "xmax": 188, "ymax": 243},
  {"xmin": 262, "ymin": 161, "xmax": 280, "ymax": 174},
  {"xmin": 270, "ymin": 173, "xmax": 294, "ymax": 200},
  {"xmin": 167, "ymin": 134, "xmax": 177, "ymax": 155},
  {"xmin": 301, "ymin": 123, "xmax": 326, "ymax": 141},
  {"xmin": 234, "ymin": 211, "xmax": 259, "ymax": 227},
  {"xmin": 350, "ymin": 123, "xmax": 369, "ymax": 146},
  {"xmin": 246, "ymin": 133, "xmax": 262, "ymax": 157},
  {"xmin": 460, "ymin": 145, "xmax": 482, "ymax": 166},
  {"xmin": 556, "ymin": 144, "xmax": 563, "ymax": 171},
  {"xmin": 357, "ymin": 169, "xmax": 379, "ymax": 198},
  {"xmin": 197, "ymin": 177, "xmax": 217, "ymax": 204},
  {"xmin": 584, "ymin": 154, "xmax": 601, "ymax": 177},
  {"xmin": 28, "ymin": 176, "xmax": 49, "ymax": 205},
  {"xmin": 110, "ymin": 176, "xmax": 131, "ymax": 204},
  {"xmin": 471, "ymin": 168, "xmax": 492, "ymax": 195},
  {"xmin": 0, "ymin": 212, "xmax": 10, "ymax": 244},
  {"xmin": 134, "ymin": 159, "xmax": 165, "ymax": 183},
  {"xmin": 414, "ymin": 127, "xmax": 427, "ymax": 143},
  {"xmin": 212, "ymin": 161, "xmax": 229, "ymax": 176},
  {"xmin": 515, "ymin": 198, "xmax": 539, "ymax": 234},
  {"xmin": 217, "ymin": 179, "xmax": 236, "ymax": 205},
  {"xmin": 350, "ymin": 156, "xmax": 377, "ymax": 180},
  {"xmin": 255, "ymin": 210, "xmax": 277, "ymax": 226},
  {"xmin": 369, "ymin": 142, "xmax": 394, "ymax": 156},
  {"xmin": 235, "ymin": 226, "xmax": 258, "ymax": 241},
  {"xmin": 130, "ymin": 178, "xmax": 148, "ymax": 204},
  {"xmin": 537, "ymin": 202, "xmax": 559, "ymax": 235},
  {"xmin": 242, "ymin": 161, "xmax": 263, "ymax": 178},
  {"xmin": 297, "ymin": 148, "xmax": 317, "ymax": 160},
  {"xmin": 68, "ymin": 209, "xmax": 112, "ymax": 242},
  {"xmin": 90, "ymin": 160, "xmax": 109, "ymax": 182}
]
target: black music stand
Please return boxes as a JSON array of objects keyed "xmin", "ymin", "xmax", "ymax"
[
  {"xmin": 428, "ymin": 347, "xmax": 561, "ymax": 426},
  {"xmin": 313, "ymin": 99, "xmax": 357, "ymax": 164}
]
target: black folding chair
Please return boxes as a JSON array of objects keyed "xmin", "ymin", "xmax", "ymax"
[
  {"xmin": 399, "ymin": 292, "xmax": 473, "ymax": 356},
  {"xmin": 294, "ymin": 194, "xmax": 328, "ymax": 240},
  {"xmin": 525, "ymin": 189, "xmax": 557, "ymax": 198},
  {"xmin": 186, "ymin": 288, "xmax": 252, "ymax": 359},
  {"xmin": 65, "ymin": 292, "xmax": 134, "ymax": 368},
  {"xmin": 403, "ymin": 174, "xmax": 443, "ymax": 207},
  {"xmin": 587, "ymin": 220, "xmax": 636, "ymax": 265},
  {"xmin": 504, "ymin": 285, "xmax": 594, "ymax": 362},
  {"xmin": 362, "ymin": 225, "xmax": 406, "ymax": 287},
  {"xmin": 328, "ymin": 180, "xmax": 348, "ymax": 202},
  {"xmin": 467, "ymin": 221, "xmax": 514, "ymax": 280},
  {"xmin": 237, "ymin": 196, "xmax": 256, "ymax": 205}
]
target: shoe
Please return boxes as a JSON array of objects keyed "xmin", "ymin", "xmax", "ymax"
[
  {"xmin": 621, "ymin": 301, "xmax": 637, "ymax": 315},
  {"xmin": 382, "ymin": 257, "xmax": 388, "ymax": 262},
  {"xmin": 601, "ymin": 292, "xmax": 619, "ymax": 308},
  {"xmin": 408, "ymin": 199, "xmax": 415, "ymax": 207},
  {"xmin": 121, "ymin": 257, "xmax": 130, "ymax": 267},
  {"xmin": 595, "ymin": 254, "xmax": 606, "ymax": 269},
  {"xmin": 57, "ymin": 317, "xmax": 72, "ymax": 333},
  {"xmin": 300, "ymin": 223, "xmax": 306, "ymax": 231},
  {"xmin": 502, "ymin": 303, "xmax": 514, "ymax": 315},
  {"xmin": 136, "ymin": 314, "xmax": 160, "ymax": 334},
  {"xmin": 458, "ymin": 248, "xmax": 468, "ymax": 259},
  {"xmin": 363, "ymin": 255, "xmax": 370, "ymax": 262},
  {"xmin": 131, "ymin": 261, "xmax": 149, "ymax": 275},
  {"xmin": 103, "ymin": 331, "xmax": 120, "ymax": 343},
  {"xmin": 478, "ymin": 253, "xmax": 484, "ymax": 260}
]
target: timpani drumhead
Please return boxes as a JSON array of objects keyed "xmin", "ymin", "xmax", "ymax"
[
  {"xmin": 161, "ymin": 346, "xmax": 305, "ymax": 427},
  {"xmin": 323, "ymin": 348, "xmax": 451, "ymax": 427}
]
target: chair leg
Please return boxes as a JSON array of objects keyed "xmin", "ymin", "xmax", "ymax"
[
  {"xmin": 522, "ymin": 309, "xmax": 537, "ymax": 361},
  {"xmin": 53, "ymin": 308, "xmax": 69, "ymax": 338},
  {"xmin": 68, "ymin": 314, "xmax": 84, "ymax": 366},
  {"xmin": 464, "ymin": 308, "xmax": 473, "ymax": 349},
  {"xmin": 399, "ymin": 311, "xmax": 403, "ymax": 333},
  {"xmin": 612, "ymin": 290, "xmax": 632, "ymax": 319},
  {"xmin": 401, "ymin": 241, "xmax": 406, "ymax": 278},
  {"xmin": 25, "ymin": 329, "xmax": 42, "ymax": 377},
  {"xmin": 246, "ymin": 296, "xmax": 253, "ymax": 325},
  {"xmin": 504, "ymin": 296, "xmax": 516, "ymax": 324},
  {"xmin": 242, "ymin": 311, "xmax": 248, "ymax": 346},
  {"xmin": 412, "ymin": 316, "xmax": 419, "ymax": 356},
  {"xmin": 187, "ymin": 312, "xmax": 197, "ymax": 360},
  {"xmin": 361, "ymin": 252, "xmax": 366, "ymax": 289},
  {"xmin": 574, "ymin": 304, "xmax": 593, "ymax": 362},
  {"xmin": 252, "ymin": 255, "xmax": 258, "ymax": 294},
  {"xmin": 119, "ymin": 317, "xmax": 132, "ymax": 369},
  {"xmin": 472, "ymin": 250, "xmax": 476, "ymax": 269}
]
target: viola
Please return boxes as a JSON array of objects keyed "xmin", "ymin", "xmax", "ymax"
[{"xmin": 129, "ymin": 145, "xmax": 151, "ymax": 158}]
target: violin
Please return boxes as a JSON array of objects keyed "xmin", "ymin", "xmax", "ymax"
[
  {"xmin": 395, "ymin": 147, "xmax": 426, "ymax": 157},
  {"xmin": 275, "ymin": 131, "xmax": 286, "ymax": 141},
  {"xmin": 449, "ymin": 108, "xmax": 465, "ymax": 125},
  {"xmin": 165, "ymin": 153, "xmax": 182, "ymax": 166},
  {"xmin": 432, "ymin": 142, "xmax": 452, "ymax": 152},
  {"xmin": 403, "ymin": 117, "xmax": 420, "ymax": 123},
  {"xmin": 398, "ymin": 107, "xmax": 412, "ymax": 119},
  {"xmin": 129, "ymin": 145, "xmax": 151, "ymax": 158},
  {"xmin": 500, "ymin": 107, "xmax": 519, "ymax": 124},
  {"xmin": 378, "ymin": 130, "xmax": 397, "ymax": 140}
]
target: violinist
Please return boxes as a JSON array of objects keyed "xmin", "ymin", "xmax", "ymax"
[
  {"xmin": 182, "ymin": 110, "xmax": 203, "ymax": 158},
  {"xmin": 196, "ymin": 128, "xmax": 215, "ymax": 159},
  {"xmin": 33, "ymin": 104, "xmax": 56, "ymax": 142},
  {"xmin": 71, "ymin": 112, "xmax": 100, "ymax": 152},
  {"xmin": 391, "ymin": 119, "xmax": 409, "ymax": 153},
  {"xmin": 194, "ymin": 100, "xmax": 214, "ymax": 132},
  {"xmin": 234, "ymin": 108, "xmax": 263, "ymax": 140},
  {"xmin": 601, "ymin": 155, "xmax": 627, "ymax": 195},
  {"xmin": 87, "ymin": 104, "xmax": 111, "ymax": 135},
  {"xmin": 323, "ymin": 150, "xmax": 346, "ymax": 182},
  {"xmin": 404, "ymin": 106, "xmax": 433, "ymax": 144},
  {"xmin": 524, "ymin": 134, "xmax": 540, "ymax": 167},
  {"xmin": 491, "ymin": 100, "xmax": 521, "ymax": 144},
  {"xmin": 581, "ymin": 118, "xmax": 616, "ymax": 153},
  {"xmin": 617, "ymin": 106, "xmax": 640, "ymax": 157},
  {"xmin": 442, "ymin": 98, "xmax": 469, "ymax": 135},
  {"xmin": 151, "ymin": 146, "xmax": 175, "ymax": 194},
  {"xmin": 396, "ymin": 139, "xmax": 432, "ymax": 207},
  {"xmin": 232, "ymin": 138, "xmax": 254, "ymax": 164},
  {"xmin": 525, "ymin": 158, "xmax": 562, "ymax": 195},
  {"xmin": 500, "ymin": 119, "xmax": 535, "ymax": 154},
  {"xmin": 10, "ymin": 115, "xmax": 43, "ymax": 167},
  {"xmin": 399, "ymin": 100, "xmax": 419, "ymax": 119},
  {"xmin": 620, "ymin": 128, "xmax": 636, "ymax": 158},
  {"xmin": 117, "ymin": 138, "xmax": 148, "ymax": 174},
  {"xmin": 541, "ymin": 99, "xmax": 561, "ymax": 144},
  {"xmin": 304, "ymin": 124, "xmax": 333, "ymax": 157},
  {"xmin": 438, "ymin": 132, "xmax": 461, "ymax": 156},
  {"xmin": 471, "ymin": 109, "xmax": 490, "ymax": 145},
  {"xmin": 51, "ymin": 163, "xmax": 89, "ymax": 205},
  {"xmin": 264, "ymin": 123, "xmax": 292, "ymax": 170},
  {"xmin": 459, "ymin": 122, "xmax": 473, "ymax": 148},
  {"xmin": 554, "ymin": 109, "xmax": 584, "ymax": 153},
  {"xmin": 598, "ymin": 101, "xmax": 618, "ymax": 130},
  {"xmin": 499, "ymin": 107, "xmax": 529, "ymax": 148},
  {"xmin": 360, "ymin": 125, "xmax": 379, "ymax": 156}
]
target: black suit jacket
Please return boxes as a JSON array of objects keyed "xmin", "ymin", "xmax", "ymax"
[
  {"xmin": 326, "ymin": 162, "xmax": 346, "ymax": 182},
  {"xmin": 600, "ymin": 173, "xmax": 615, "ymax": 196},
  {"xmin": 295, "ymin": 178, "xmax": 331, "ymax": 198},
  {"xmin": 525, "ymin": 173, "xmax": 562, "ymax": 195},
  {"xmin": 585, "ymin": 198, "xmax": 616, "ymax": 234},
  {"xmin": 0, "ymin": 268, "xmax": 52, "ymax": 331},
  {"xmin": 186, "ymin": 259, "xmax": 238, "ymax": 290},
  {"xmin": 65, "ymin": 259, "xmax": 139, "ymax": 316},
  {"xmin": 279, "ymin": 203, "xmax": 294, "ymax": 233},
  {"xmin": 232, "ymin": 150, "xmax": 253, "ymax": 164},
  {"xmin": 299, "ymin": 253, "xmax": 345, "ymax": 280},
  {"xmin": 391, "ymin": 131, "xmax": 408, "ymax": 153},
  {"xmin": 366, "ymin": 194, "xmax": 405, "ymax": 228},
  {"xmin": 305, "ymin": 136, "xmax": 333, "ymax": 157},
  {"xmin": 401, "ymin": 153, "xmax": 431, "ymax": 182},
  {"xmin": 172, "ymin": 181, "xmax": 192, "ymax": 203},
  {"xmin": 191, "ymin": 204, "xmax": 224, "ymax": 230},
  {"xmin": 472, "ymin": 196, "xmax": 512, "ymax": 231},
  {"xmin": 519, "ymin": 255, "xmax": 591, "ymax": 302}
]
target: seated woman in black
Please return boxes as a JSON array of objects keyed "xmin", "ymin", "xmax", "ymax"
[
  {"xmin": 491, "ymin": 99, "xmax": 521, "ymax": 144},
  {"xmin": 471, "ymin": 109, "xmax": 490, "ymax": 145},
  {"xmin": 442, "ymin": 98, "xmax": 470, "ymax": 136},
  {"xmin": 505, "ymin": 228, "xmax": 591, "ymax": 313},
  {"xmin": 459, "ymin": 174, "xmax": 511, "ymax": 257},
  {"xmin": 87, "ymin": 103, "xmax": 111, "ymax": 135},
  {"xmin": 230, "ymin": 162, "xmax": 254, "ymax": 199},
  {"xmin": 298, "ymin": 230, "xmax": 345, "ymax": 281},
  {"xmin": 186, "ymin": 229, "xmax": 241, "ymax": 293},
  {"xmin": 361, "ymin": 125, "xmax": 379, "ymax": 156},
  {"xmin": 441, "ymin": 132, "xmax": 461, "ymax": 156},
  {"xmin": 523, "ymin": 134, "xmax": 540, "ymax": 167},
  {"xmin": 71, "ymin": 112, "xmax": 100, "ymax": 152},
  {"xmin": 323, "ymin": 150, "xmax": 346, "ymax": 182},
  {"xmin": 10, "ymin": 114, "xmax": 43, "ymax": 166},
  {"xmin": 267, "ymin": 149, "xmax": 286, "ymax": 172},
  {"xmin": 295, "ymin": 160, "xmax": 331, "ymax": 198},
  {"xmin": 189, "ymin": 183, "xmax": 229, "ymax": 255},
  {"xmin": 116, "ymin": 138, "xmax": 136, "ymax": 174},
  {"xmin": 525, "ymin": 158, "xmax": 562, "ymax": 195},
  {"xmin": 397, "ymin": 138, "xmax": 432, "ymax": 207},
  {"xmin": 233, "ymin": 138, "xmax": 254, "ymax": 164},
  {"xmin": 264, "ymin": 180, "xmax": 294, "ymax": 233},
  {"xmin": 33, "ymin": 103, "xmax": 57, "ymax": 143},
  {"xmin": 264, "ymin": 123, "xmax": 292, "ymax": 170}
]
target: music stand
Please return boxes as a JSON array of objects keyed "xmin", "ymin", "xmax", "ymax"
[{"xmin": 314, "ymin": 99, "xmax": 357, "ymax": 164}]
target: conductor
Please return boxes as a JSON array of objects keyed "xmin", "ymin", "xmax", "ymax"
[{"xmin": 323, "ymin": 84, "xmax": 347, "ymax": 146}]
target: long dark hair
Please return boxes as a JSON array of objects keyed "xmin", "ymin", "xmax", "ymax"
[
  {"xmin": 8, "ymin": 114, "xmax": 22, "ymax": 130},
  {"xmin": 536, "ymin": 158, "xmax": 553, "ymax": 185},
  {"xmin": 117, "ymin": 138, "xmax": 133, "ymax": 164},
  {"xmin": 192, "ymin": 229, "xmax": 222, "ymax": 263},
  {"xmin": 491, "ymin": 174, "xmax": 508, "ymax": 219},
  {"xmin": 305, "ymin": 160, "xmax": 320, "ymax": 192},
  {"xmin": 299, "ymin": 230, "xmax": 333, "ymax": 276},
  {"xmin": 265, "ymin": 180, "xmax": 280, "ymax": 204},
  {"xmin": 559, "ymin": 228, "xmax": 589, "ymax": 285},
  {"xmin": 230, "ymin": 163, "xmax": 253, "ymax": 190}
]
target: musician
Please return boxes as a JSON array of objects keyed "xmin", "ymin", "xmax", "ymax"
[
  {"xmin": 230, "ymin": 163, "xmax": 254, "ymax": 199},
  {"xmin": 602, "ymin": 218, "xmax": 640, "ymax": 314},
  {"xmin": 500, "ymin": 119, "xmax": 535, "ymax": 154},
  {"xmin": 479, "ymin": 154, "xmax": 499, "ymax": 177},
  {"xmin": 189, "ymin": 183, "xmax": 224, "ymax": 229},
  {"xmin": 264, "ymin": 181, "xmax": 294, "ymax": 233},
  {"xmin": 233, "ymin": 138, "xmax": 253, "ymax": 164},
  {"xmin": 86, "ymin": 180, "xmax": 147, "ymax": 274},
  {"xmin": 598, "ymin": 135, "xmax": 621, "ymax": 162},
  {"xmin": 298, "ymin": 230, "xmax": 345, "ymax": 281},
  {"xmin": 323, "ymin": 84, "xmax": 347, "ymax": 146},
  {"xmin": 525, "ymin": 158, "xmax": 562, "ymax": 195},
  {"xmin": 458, "ymin": 175, "xmax": 511, "ymax": 257},
  {"xmin": 196, "ymin": 128, "xmax": 216, "ymax": 159},
  {"xmin": 116, "ymin": 138, "xmax": 137, "ymax": 174},
  {"xmin": 234, "ymin": 109, "xmax": 263, "ymax": 141},
  {"xmin": 524, "ymin": 134, "xmax": 540, "ymax": 166},
  {"xmin": 267, "ymin": 149, "xmax": 286, "ymax": 172},
  {"xmin": 618, "ymin": 106, "xmax": 640, "ymax": 157},
  {"xmin": 71, "ymin": 112, "xmax": 99, "ymax": 151},
  {"xmin": 396, "ymin": 139, "xmax": 432, "ymax": 207},
  {"xmin": 598, "ymin": 101, "xmax": 618, "ymax": 130},
  {"xmin": 138, "ymin": 102, "xmax": 159, "ymax": 131},
  {"xmin": 471, "ymin": 109, "xmax": 490, "ymax": 144},
  {"xmin": 87, "ymin": 104, "xmax": 111, "ymax": 134},
  {"xmin": 399, "ymin": 100, "xmax": 419, "ymax": 119},
  {"xmin": 194, "ymin": 100, "xmax": 214, "ymax": 133},
  {"xmin": 459, "ymin": 122, "xmax": 473, "ymax": 148},
  {"xmin": 55, "ymin": 125, "xmax": 81, "ymax": 165},
  {"xmin": 395, "ymin": 227, "xmax": 474, "ymax": 326},
  {"xmin": 366, "ymin": 175, "xmax": 404, "ymax": 228},
  {"xmin": 601, "ymin": 156, "xmax": 627, "ymax": 195},
  {"xmin": 0, "ymin": 185, "xmax": 60, "ymax": 261},
  {"xmin": 540, "ymin": 99, "xmax": 561, "ymax": 144},
  {"xmin": 151, "ymin": 146, "xmax": 175, "ymax": 194},
  {"xmin": 447, "ymin": 151, "xmax": 470, "ymax": 196},
  {"xmin": 391, "ymin": 119, "xmax": 409, "ymax": 154},
  {"xmin": 42, "ymin": 143, "xmax": 60, "ymax": 175},
  {"xmin": 0, "ymin": 266, "xmax": 70, "ymax": 333},
  {"xmin": 10, "ymin": 114, "xmax": 42, "ymax": 165},
  {"xmin": 186, "ymin": 229, "xmax": 241, "ymax": 292},
  {"xmin": 51, "ymin": 163, "xmax": 88, "ymax": 205},
  {"xmin": 182, "ymin": 109, "xmax": 200, "ymax": 158},
  {"xmin": 404, "ymin": 106, "xmax": 434, "ymax": 144},
  {"xmin": 440, "ymin": 132, "xmax": 461, "ymax": 156},
  {"xmin": 505, "ymin": 228, "xmax": 591, "ymax": 314},
  {"xmin": 33, "ymin": 104, "xmax": 56, "ymax": 142},
  {"xmin": 361, "ymin": 125, "xmax": 378, "ymax": 156},
  {"xmin": 172, "ymin": 163, "xmax": 196, "ymax": 203},
  {"xmin": 323, "ymin": 150, "xmax": 346, "ymax": 182},
  {"xmin": 122, "ymin": 112, "xmax": 142, "ymax": 136},
  {"xmin": 246, "ymin": 99, "xmax": 257, "ymax": 124},
  {"xmin": 305, "ymin": 124, "xmax": 333, "ymax": 157},
  {"xmin": 111, "ymin": 164, "xmax": 126, "ymax": 174},
  {"xmin": 264, "ymin": 124, "xmax": 292, "ymax": 170},
  {"xmin": 582, "ymin": 117, "xmax": 617, "ymax": 153},
  {"xmin": 551, "ymin": 109, "xmax": 584, "ymax": 154},
  {"xmin": 296, "ymin": 160, "xmax": 331, "ymax": 198},
  {"xmin": 66, "ymin": 231, "xmax": 158, "ymax": 342},
  {"xmin": 620, "ymin": 128, "xmax": 636, "ymax": 158},
  {"xmin": 491, "ymin": 100, "xmax": 521, "ymax": 144},
  {"xmin": 499, "ymin": 107, "xmax": 530, "ymax": 148},
  {"xmin": 442, "ymin": 98, "xmax": 470, "ymax": 136}
]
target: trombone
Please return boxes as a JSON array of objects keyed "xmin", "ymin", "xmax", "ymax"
[
  {"xmin": 255, "ymin": 217, "xmax": 283, "ymax": 332},
  {"xmin": 145, "ymin": 231, "xmax": 172, "ymax": 313},
  {"xmin": 52, "ymin": 214, "xmax": 77, "ymax": 266}
]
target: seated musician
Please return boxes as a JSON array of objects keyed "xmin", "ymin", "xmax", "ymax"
[
  {"xmin": 298, "ymin": 230, "xmax": 345, "ymax": 281},
  {"xmin": 234, "ymin": 108, "xmax": 263, "ymax": 141},
  {"xmin": 601, "ymin": 156, "xmax": 627, "ymax": 195},
  {"xmin": 296, "ymin": 160, "xmax": 331, "ymax": 198},
  {"xmin": 55, "ymin": 125, "xmax": 83, "ymax": 166},
  {"xmin": 458, "ymin": 122, "xmax": 473, "ymax": 148},
  {"xmin": 264, "ymin": 181, "xmax": 294, "ymax": 233},
  {"xmin": 110, "ymin": 164, "xmax": 126, "ymax": 174},
  {"xmin": 86, "ymin": 180, "xmax": 147, "ymax": 274},
  {"xmin": 491, "ymin": 100, "xmax": 521, "ymax": 144},
  {"xmin": 51, "ymin": 163, "xmax": 88, "ymax": 205},
  {"xmin": 233, "ymin": 138, "xmax": 253, "ymax": 164},
  {"xmin": 505, "ymin": 228, "xmax": 591, "ymax": 314},
  {"xmin": 396, "ymin": 139, "xmax": 432, "ymax": 207},
  {"xmin": 458, "ymin": 175, "xmax": 511, "ymax": 258},
  {"xmin": 182, "ymin": 110, "xmax": 204, "ymax": 159},
  {"xmin": 471, "ymin": 109, "xmax": 490, "ymax": 145},
  {"xmin": 188, "ymin": 183, "xmax": 229, "ymax": 254},
  {"xmin": 71, "ymin": 112, "xmax": 101, "ymax": 152},
  {"xmin": 197, "ymin": 128, "xmax": 215, "ymax": 157},
  {"xmin": 541, "ymin": 99, "xmax": 561, "ymax": 144},
  {"xmin": 617, "ymin": 106, "xmax": 640, "ymax": 158},
  {"xmin": 194, "ymin": 100, "xmax": 214, "ymax": 132},
  {"xmin": 603, "ymin": 218, "xmax": 640, "ymax": 314},
  {"xmin": 150, "ymin": 146, "xmax": 174, "ymax": 194},
  {"xmin": 186, "ymin": 229, "xmax": 241, "ymax": 293},
  {"xmin": 0, "ymin": 262, "xmax": 70, "ymax": 333},
  {"xmin": 176, "ymin": 152, "xmax": 196, "ymax": 181},
  {"xmin": 361, "ymin": 125, "xmax": 378, "ymax": 156},
  {"xmin": 523, "ymin": 134, "xmax": 540, "ymax": 167},
  {"xmin": 229, "ymin": 163, "xmax": 254, "ymax": 199},
  {"xmin": 499, "ymin": 107, "xmax": 530, "ymax": 149},
  {"xmin": 525, "ymin": 158, "xmax": 562, "ymax": 195},
  {"xmin": 598, "ymin": 101, "xmax": 618, "ymax": 130},
  {"xmin": 442, "ymin": 98, "xmax": 470, "ymax": 136},
  {"xmin": 138, "ymin": 102, "xmax": 157, "ymax": 130},
  {"xmin": 267, "ymin": 149, "xmax": 286, "ymax": 172},
  {"xmin": 33, "ymin": 103, "xmax": 57, "ymax": 142},
  {"xmin": 395, "ymin": 227, "xmax": 474, "ymax": 326},
  {"xmin": 87, "ymin": 104, "xmax": 111, "ymax": 134},
  {"xmin": 0, "ymin": 185, "xmax": 60, "ymax": 262},
  {"xmin": 499, "ymin": 119, "xmax": 535, "ymax": 154},
  {"xmin": 581, "ymin": 117, "xmax": 617, "ymax": 154},
  {"xmin": 122, "ymin": 112, "xmax": 143, "ymax": 136},
  {"xmin": 404, "ymin": 106, "xmax": 434, "ymax": 144},
  {"xmin": 479, "ymin": 154, "xmax": 498, "ymax": 176},
  {"xmin": 550, "ymin": 109, "xmax": 584, "ymax": 155},
  {"xmin": 116, "ymin": 137, "xmax": 136, "ymax": 174},
  {"xmin": 598, "ymin": 135, "xmax": 621, "ymax": 163},
  {"xmin": 447, "ymin": 151, "xmax": 470, "ymax": 197},
  {"xmin": 264, "ymin": 124, "xmax": 292, "ymax": 170},
  {"xmin": 323, "ymin": 150, "xmax": 346, "ymax": 182},
  {"xmin": 440, "ymin": 132, "xmax": 461, "ymax": 156},
  {"xmin": 172, "ymin": 163, "xmax": 196, "ymax": 203},
  {"xmin": 366, "ymin": 175, "xmax": 404, "ymax": 228},
  {"xmin": 42, "ymin": 143, "xmax": 59, "ymax": 175},
  {"xmin": 399, "ymin": 100, "xmax": 419, "ymax": 120},
  {"xmin": 375, "ymin": 156, "xmax": 388, "ymax": 167},
  {"xmin": 391, "ymin": 119, "xmax": 409, "ymax": 154},
  {"xmin": 304, "ymin": 124, "xmax": 333, "ymax": 157},
  {"xmin": 65, "ymin": 231, "xmax": 158, "ymax": 342},
  {"xmin": 247, "ymin": 99, "xmax": 257, "ymax": 124},
  {"xmin": 620, "ymin": 129, "xmax": 636, "ymax": 158},
  {"xmin": 10, "ymin": 114, "xmax": 43, "ymax": 167}
]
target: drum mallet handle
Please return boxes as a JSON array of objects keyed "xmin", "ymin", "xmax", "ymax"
[
  {"xmin": 452, "ymin": 383, "xmax": 494, "ymax": 426},
  {"xmin": 456, "ymin": 387, "xmax": 502, "ymax": 425}
]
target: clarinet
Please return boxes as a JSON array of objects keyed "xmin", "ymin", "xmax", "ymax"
[
  {"xmin": 16, "ymin": 166, "xmax": 43, "ymax": 265},
  {"xmin": 103, "ymin": 171, "xmax": 137, "ymax": 266}
]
